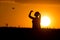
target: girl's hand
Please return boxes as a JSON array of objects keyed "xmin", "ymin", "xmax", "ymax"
[{"xmin": 30, "ymin": 10, "xmax": 33, "ymax": 13}]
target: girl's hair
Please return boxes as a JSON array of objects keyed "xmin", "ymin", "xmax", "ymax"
[{"xmin": 34, "ymin": 12, "xmax": 40, "ymax": 16}]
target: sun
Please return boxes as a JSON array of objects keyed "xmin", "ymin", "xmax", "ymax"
[{"xmin": 41, "ymin": 16, "xmax": 51, "ymax": 27}]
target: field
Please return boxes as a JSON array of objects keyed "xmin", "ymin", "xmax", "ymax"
[{"xmin": 0, "ymin": 27, "xmax": 60, "ymax": 40}]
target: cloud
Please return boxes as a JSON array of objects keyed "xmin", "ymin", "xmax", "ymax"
[
  {"xmin": 14, "ymin": 0, "xmax": 60, "ymax": 4},
  {"xmin": 0, "ymin": 0, "xmax": 60, "ymax": 4}
]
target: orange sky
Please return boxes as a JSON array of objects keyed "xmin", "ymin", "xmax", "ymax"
[{"xmin": 0, "ymin": 1, "xmax": 60, "ymax": 28}]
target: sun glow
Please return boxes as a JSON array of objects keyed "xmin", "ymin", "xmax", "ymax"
[{"xmin": 41, "ymin": 16, "xmax": 51, "ymax": 27}]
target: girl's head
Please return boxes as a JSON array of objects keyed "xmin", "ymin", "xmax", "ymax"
[{"xmin": 34, "ymin": 12, "xmax": 40, "ymax": 17}]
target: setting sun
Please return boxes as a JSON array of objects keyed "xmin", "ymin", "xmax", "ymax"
[{"xmin": 41, "ymin": 16, "xmax": 51, "ymax": 27}]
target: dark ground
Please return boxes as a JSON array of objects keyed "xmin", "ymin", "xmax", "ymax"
[{"xmin": 0, "ymin": 27, "xmax": 60, "ymax": 40}]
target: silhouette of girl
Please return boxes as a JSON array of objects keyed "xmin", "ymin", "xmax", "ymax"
[{"xmin": 29, "ymin": 10, "xmax": 41, "ymax": 30}]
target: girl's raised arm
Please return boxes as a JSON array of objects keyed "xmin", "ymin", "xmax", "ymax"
[{"xmin": 29, "ymin": 10, "xmax": 34, "ymax": 19}]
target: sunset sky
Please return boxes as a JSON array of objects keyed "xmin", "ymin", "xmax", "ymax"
[{"xmin": 0, "ymin": 0, "xmax": 60, "ymax": 29}]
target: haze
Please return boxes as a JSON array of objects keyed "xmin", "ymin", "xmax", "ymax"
[{"xmin": 0, "ymin": 0, "xmax": 60, "ymax": 29}]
